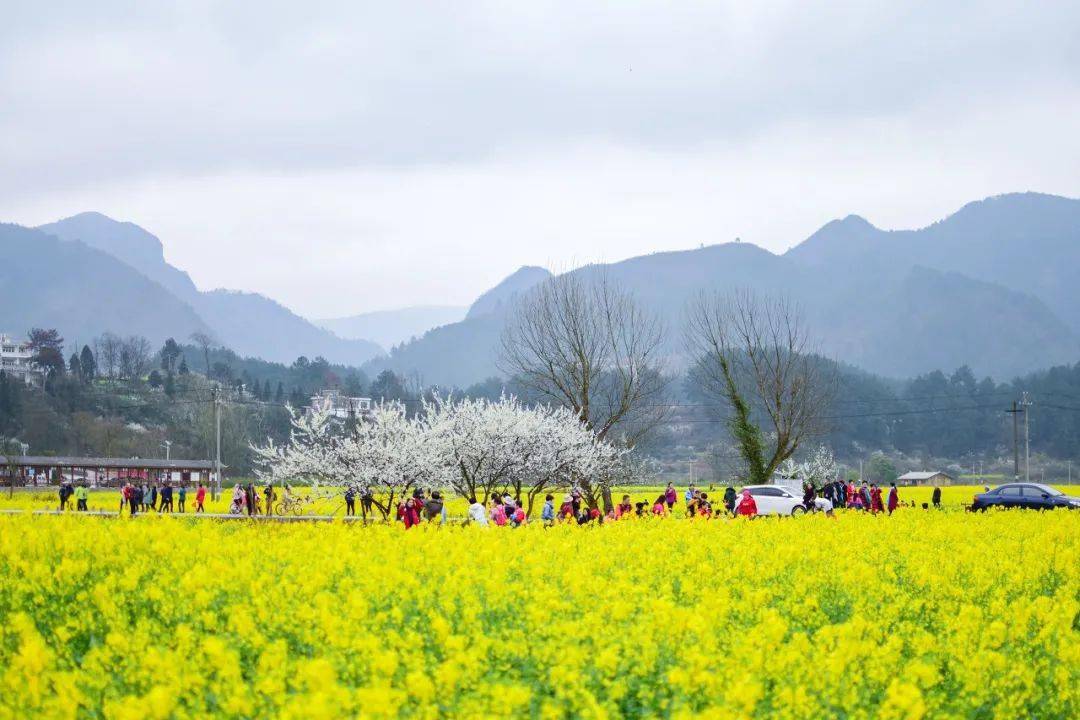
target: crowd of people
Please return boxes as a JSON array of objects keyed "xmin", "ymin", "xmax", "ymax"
[
  {"xmin": 56, "ymin": 480, "xmax": 206, "ymax": 516},
  {"xmin": 54, "ymin": 476, "xmax": 933, "ymax": 523},
  {"xmin": 116, "ymin": 481, "xmax": 198, "ymax": 516}
]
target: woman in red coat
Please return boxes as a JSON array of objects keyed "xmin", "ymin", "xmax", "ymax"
[
  {"xmin": 870, "ymin": 484, "xmax": 884, "ymax": 514},
  {"xmin": 887, "ymin": 483, "xmax": 899, "ymax": 515},
  {"xmin": 736, "ymin": 489, "xmax": 758, "ymax": 517},
  {"xmin": 400, "ymin": 498, "xmax": 421, "ymax": 528}
]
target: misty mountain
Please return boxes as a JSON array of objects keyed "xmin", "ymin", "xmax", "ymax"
[
  {"xmin": 367, "ymin": 193, "xmax": 1080, "ymax": 385},
  {"xmin": 786, "ymin": 193, "xmax": 1080, "ymax": 331},
  {"xmin": 317, "ymin": 305, "xmax": 467, "ymax": 350},
  {"xmin": 361, "ymin": 265, "xmax": 553, "ymax": 387},
  {"xmin": 363, "ymin": 315, "xmax": 506, "ymax": 389},
  {"xmin": 0, "ymin": 223, "xmax": 213, "ymax": 347},
  {"xmin": 466, "ymin": 266, "xmax": 552, "ymax": 319},
  {"xmin": 27, "ymin": 214, "xmax": 382, "ymax": 366},
  {"xmin": 37, "ymin": 212, "xmax": 201, "ymax": 302}
]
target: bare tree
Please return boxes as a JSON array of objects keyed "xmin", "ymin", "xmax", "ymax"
[
  {"xmin": 190, "ymin": 332, "xmax": 215, "ymax": 376},
  {"xmin": 685, "ymin": 289, "xmax": 831, "ymax": 485},
  {"xmin": 94, "ymin": 333, "xmax": 122, "ymax": 379},
  {"xmin": 499, "ymin": 272, "xmax": 669, "ymax": 511},
  {"xmin": 118, "ymin": 336, "xmax": 152, "ymax": 379}
]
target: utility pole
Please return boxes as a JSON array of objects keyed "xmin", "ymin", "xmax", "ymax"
[
  {"xmin": 160, "ymin": 440, "xmax": 171, "ymax": 461},
  {"xmin": 1021, "ymin": 392, "xmax": 1032, "ymax": 484},
  {"xmin": 1007, "ymin": 400, "xmax": 1020, "ymax": 480},
  {"xmin": 689, "ymin": 457, "xmax": 694, "ymax": 486},
  {"xmin": 212, "ymin": 386, "xmax": 222, "ymax": 501}
]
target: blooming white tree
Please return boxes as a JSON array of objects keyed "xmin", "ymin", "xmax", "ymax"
[
  {"xmin": 424, "ymin": 395, "xmax": 623, "ymax": 516},
  {"xmin": 339, "ymin": 400, "xmax": 442, "ymax": 518},
  {"xmin": 253, "ymin": 395, "xmax": 625, "ymax": 520},
  {"xmin": 777, "ymin": 445, "xmax": 837, "ymax": 488},
  {"xmin": 250, "ymin": 406, "xmax": 340, "ymax": 486},
  {"xmin": 252, "ymin": 402, "xmax": 440, "ymax": 519}
]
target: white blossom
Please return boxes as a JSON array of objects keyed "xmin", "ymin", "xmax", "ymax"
[{"xmin": 252, "ymin": 395, "xmax": 625, "ymax": 519}]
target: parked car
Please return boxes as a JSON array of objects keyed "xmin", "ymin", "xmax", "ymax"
[
  {"xmin": 971, "ymin": 483, "xmax": 1080, "ymax": 511},
  {"xmin": 774, "ymin": 482, "xmax": 833, "ymax": 513},
  {"xmin": 741, "ymin": 485, "xmax": 806, "ymax": 516}
]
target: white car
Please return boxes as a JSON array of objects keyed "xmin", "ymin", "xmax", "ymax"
[
  {"xmin": 775, "ymin": 483, "xmax": 833, "ymax": 513},
  {"xmin": 740, "ymin": 485, "xmax": 806, "ymax": 516}
]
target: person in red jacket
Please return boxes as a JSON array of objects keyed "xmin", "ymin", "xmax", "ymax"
[
  {"xmin": 886, "ymin": 482, "xmax": 899, "ymax": 515},
  {"xmin": 736, "ymin": 489, "xmax": 758, "ymax": 517},
  {"xmin": 400, "ymin": 498, "xmax": 421, "ymax": 528},
  {"xmin": 558, "ymin": 494, "xmax": 575, "ymax": 521},
  {"xmin": 195, "ymin": 483, "xmax": 207, "ymax": 513},
  {"xmin": 870, "ymin": 484, "xmax": 884, "ymax": 514},
  {"xmin": 121, "ymin": 482, "xmax": 133, "ymax": 513}
]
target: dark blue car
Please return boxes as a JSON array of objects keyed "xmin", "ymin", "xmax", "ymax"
[{"xmin": 972, "ymin": 483, "xmax": 1080, "ymax": 511}]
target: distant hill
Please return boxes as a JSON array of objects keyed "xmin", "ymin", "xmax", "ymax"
[
  {"xmin": 9, "ymin": 193, "xmax": 1079, "ymax": 383},
  {"xmin": 361, "ymin": 266, "xmax": 552, "ymax": 387},
  {"xmin": 363, "ymin": 315, "xmax": 506, "ymax": 389},
  {"xmin": 37, "ymin": 212, "xmax": 201, "ymax": 302},
  {"xmin": 367, "ymin": 193, "xmax": 1080, "ymax": 385},
  {"xmin": 786, "ymin": 192, "xmax": 1080, "ymax": 330},
  {"xmin": 317, "ymin": 305, "xmax": 467, "ymax": 350},
  {"xmin": 466, "ymin": 266, "xmax": 552, "ymax": 319},
  {"xmin": 0, "ymin": 223, "xmax": 212, "ymax": 347},
  {"xmin": 28, "ymin": 214, "xmax": 382, "ymax": 366}
]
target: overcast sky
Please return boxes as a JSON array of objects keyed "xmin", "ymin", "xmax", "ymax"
[{"xmin": 2, "ymin": 1, "xmax": 1078, "ymax": 318}]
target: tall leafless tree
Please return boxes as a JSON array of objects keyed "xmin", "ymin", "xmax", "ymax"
[
  {"xmin": 499, "ymin": 272, "xmax": 669, "ymax": 511},
  {"xmin": 685, "ymin": 289, "xmax": 831, "ymax": 485},
  {"xmin": 94, "ymin": 332, "xmax": 122, "ymax": 379},
  {"xmin": 118, "ymin": 335, "xmax": 152, "ymax": 380},
  {"xmin": 190, "ymin": 332, "xmax": 215, "ymax": 376}
]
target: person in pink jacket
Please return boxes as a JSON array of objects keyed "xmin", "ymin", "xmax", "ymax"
[{"xmin": 490, "ymin": 500, "xmax": 508, "ymax": 526}]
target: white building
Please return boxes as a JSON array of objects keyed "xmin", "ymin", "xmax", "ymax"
[
  {"xmin": 0, "ymin": 333, "xmax": 40, "ymax": 385},
  {"xmin": 307, "ymin": 391, "xmax": 372, "ymax": 420}
]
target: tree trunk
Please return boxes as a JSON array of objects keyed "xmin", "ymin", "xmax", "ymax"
[{"xmin": 601, "ymin": 485, "xmax": 614, "ymax": 515}]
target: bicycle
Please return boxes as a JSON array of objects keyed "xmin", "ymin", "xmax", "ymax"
[{"xmin": 272, "ymin": 489, "xmax": 345, "ymax": 517}]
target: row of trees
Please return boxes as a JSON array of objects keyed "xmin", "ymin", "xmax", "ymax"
[
  {"xmin": 253, "ymin": 396, "xmax": 625, "ymax": 518},
  {"xmin": 21, "ymin": 329, "xmax": 187, "ymax": 385}
]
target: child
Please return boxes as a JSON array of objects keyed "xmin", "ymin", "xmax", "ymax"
[{"xmin": 541, "ymin": 494, "xmax": 555, "ymax": 527}]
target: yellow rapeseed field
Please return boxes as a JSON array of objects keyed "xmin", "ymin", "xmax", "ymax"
[{"xmin": 0, "ymin": 509, "xmax": 1077, "ymax": 719}]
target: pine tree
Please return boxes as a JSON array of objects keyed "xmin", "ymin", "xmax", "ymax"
[
  {"xmin": 68, "ymin": 353, "xmax": 82, "ymax": 379},
  {"xmin": 275, "ymin": 381, "xmax": 284, "ymax": 403},
  {"xmin": 79, "ymin": 345, "xmax": 96, "ymax": 383},
  {"xmin": 178, "ymin": 358, "xmax": 190, "ymax": 376}
]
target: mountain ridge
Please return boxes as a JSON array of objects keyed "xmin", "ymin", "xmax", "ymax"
[
  {"xmin": 7, "ymin": 191, "xmax": 1079, "ymax": 383},
  {"xmin": 29, "ymin": 215, "xmax": 382, "ymax": 366},
  {"xmin": 366, "ymin": 192, "xmax": 1080, "ymax": 384}
]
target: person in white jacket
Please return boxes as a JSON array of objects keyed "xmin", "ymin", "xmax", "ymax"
[{"xmin": 467, "ymin": 496, "xmax": 488, "ymax": 526}]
